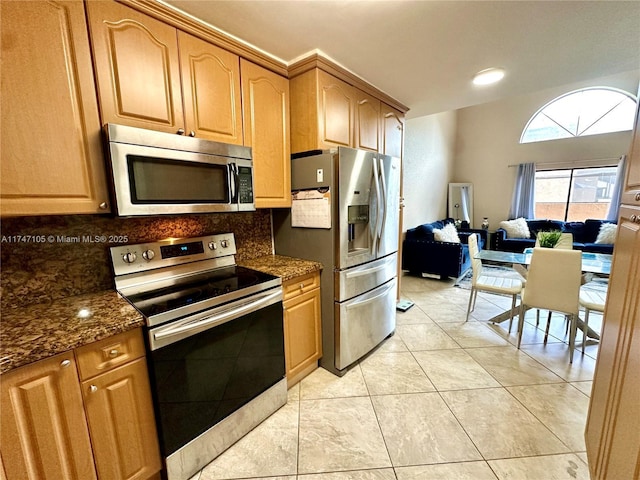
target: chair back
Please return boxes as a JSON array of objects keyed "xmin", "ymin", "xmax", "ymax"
[
  {"xmin": 522, "ymin": 247, "xmax": 581, "ymax": 315},
  {"xmin": 468, "ymin": 233, "xmax": 483, "ymax": 284},
  {"xmin": 534, "ymin": 233, "xmax": 574, "ymax": 249}
]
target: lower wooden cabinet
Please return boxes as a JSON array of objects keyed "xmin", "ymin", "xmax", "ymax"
[
  {"xmin": 0, "ymin": 353, "xmax": 97, "ymax": 480},
  {"xmin": 0, "ymin": 329, "xmax": 161, "ymax": 480},
  {"xmin": 283, "ymin": 272, "xmax": 322, "ymax": 385},
  {"xmin": 77, "ymin": 331, "xmax": 161, "ymax": 480}
]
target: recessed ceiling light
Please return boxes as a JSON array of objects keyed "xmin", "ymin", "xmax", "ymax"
[{"xmin": 473, "ymin": 68, "xmax": 505, "ymax": 86}]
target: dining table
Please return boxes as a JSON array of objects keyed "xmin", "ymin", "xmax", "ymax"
[{"xmin": 475, "ymin": 248, "xmax": 612, "ymax": 340}]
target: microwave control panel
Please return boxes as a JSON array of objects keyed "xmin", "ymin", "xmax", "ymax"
[{"xmin": 237, "ymin": 166, "xmax": 253, "ymax": 203}]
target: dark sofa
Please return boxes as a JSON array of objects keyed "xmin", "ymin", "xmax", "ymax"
[
  {"xmin": 402, "ymin": 218, "xmax": 488, "ymax": 279},
  {"xmin": 495, "ymin": 219, "xmax": 615, "ymax": 254}
]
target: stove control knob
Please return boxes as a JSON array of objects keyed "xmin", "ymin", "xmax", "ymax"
[
  {"xmin": 122, "ymin": 252, "xmax": 137, "ymax": 264},
  {"xmin": 142, "ymin": 249, "xmax": 155, "ymax": 261},
  {"xmin": 208, "ymin": 241, "xmax": 217, "ymax": 250},
  {"xmin": 220, "ymin": 239, "xmax": 229, "ymax": 248}
]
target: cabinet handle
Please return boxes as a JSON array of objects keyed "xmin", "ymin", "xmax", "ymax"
[
  {"xmin": 299, "ymin": 283, "xmax": 304, "ymax": 290},
  {"xmin": 99, "ymin": 202, "xmax": 108, "ymax": 210},
  {"xmin": 89, "ymin": 385, "xmax": 98, "ymax": 393},
  {"xmin": 177, "ymin": 128, "xmax": 185, "ymax": 135},
  {"xmin": 60, "ymin": 359, "xmax": 71, "ymax": 368},
  {"xmin": 109, "ymin": 349, "xmax": 119, "ymax": 358},
  {"xmin": 189, "ymin": 130, "xmax": 195, "ymax": 137}
]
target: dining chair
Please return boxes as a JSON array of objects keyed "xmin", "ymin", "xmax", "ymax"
[
  {"xmin": 465, "ymin": 233, "xmax": 523, "ymax": 332},
  {"xmin": 516, "ymin": 247, "xmax": 582, "ymax": 363},
  {"xmin": 533, "ymin": 233, "xmax": 574, "ymax": 327},
  {"xmin": 579, "ymin": 280, "xmax": 608, "ymax": 353}
]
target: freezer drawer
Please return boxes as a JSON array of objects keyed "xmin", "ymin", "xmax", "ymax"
[
  {"xmin": 334, "ymin": 253, "xmax": 397, "ymax": 302},
  {"xmin": 335, "ymin": 277, "xmax": 397, "ymax": 370}
]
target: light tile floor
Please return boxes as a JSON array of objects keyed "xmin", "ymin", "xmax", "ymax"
[{"xmin": 191, "ymin": 273, "xmax": 602, "ymax": 480}]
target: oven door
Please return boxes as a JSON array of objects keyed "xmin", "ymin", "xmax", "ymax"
[
  {"xmin": 145, "ymin": 288, "xmax": 284, "ymax": 458},
  {"xmin": 108, "ymin": 141, "xmax": 244, "ymax": 216}
]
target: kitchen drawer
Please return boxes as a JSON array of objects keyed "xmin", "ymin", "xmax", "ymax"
[
  {"xmin": 283, "ymin": 272, "xmax": 320, "ymax": 300},
  {"xmin": 75, "ymin": 328, "xmax": 146, "ymax": 381}
]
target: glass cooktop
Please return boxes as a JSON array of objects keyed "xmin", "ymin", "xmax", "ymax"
[{"xmin": 125, "ymin": 266, "xmax": 278, "ymax": 319}]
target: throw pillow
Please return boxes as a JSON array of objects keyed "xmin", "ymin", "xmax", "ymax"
[
  {"xmin": 433, "ymin": 223, "xmax": 460, "ymax": 243},
  {"xmin": 499, "ymin": 218, "xmax": 531, "ymax": 239},
  {"xmin": 595, "ymin": 223, "xmax": 617, "ymax": 244}
]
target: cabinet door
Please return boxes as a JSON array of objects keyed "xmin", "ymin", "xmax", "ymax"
[
  {"xmin": 317, "ymin": 70, "xmax": 355, "ymax": 148},
  {"xmin": 178, "ymin": 32, "xmax": 243, "ymax": 144},
  {"xmin": 381, "ymin": 104, "xmax": 405, "ymax": 159},
  {"xmin": 0, "ymin": 354, "xmax": 97, "ymax": 480},
  {"xmin": 241, "ymin": 59, "xmax": 291, "ymax": 208},
  {"xmin": 87, "ymin": 1, "xmax": 184, "ymax": 134},
  {"xmin": 355, "ymin": 90, "xmax": 380, "ymax": 152},
  {"xmin": 0, "ymin": 0, "xmax": 109, "ymax": 216},
  {"xmin": 283, "ymin": 287, "xmax": 322, "ymax": 384},
  {"xmin": 82, "ymin": 358, "xmax": 161, "ymax": 480},
  {"xmin": 585, "ymin": 205, "xmax": 640, "ymax": 479}
]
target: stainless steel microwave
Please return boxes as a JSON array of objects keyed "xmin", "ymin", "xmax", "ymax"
[{"xmin": 104, "ymin": 124, "xmax": 254, "ymax": 216}]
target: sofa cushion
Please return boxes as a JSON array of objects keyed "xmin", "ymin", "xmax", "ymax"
[
  {"xmin": 595, "ymin": 223, "xmax": 617, "ymax": 244},
  {"xmin": 584, "ymin": 219, "xmax": 610, "ymax": 243},
  {"xmin": 433, "ymin": 223, "xmax": 460, "ymax": 243},
  {"xmin": 582, "ymin": 243, "xmax": 614, "ymax": 254},
  {"xmin": 562, "ymin": 222, "xmax": 589, "ymax": 243},
  {"xmin": 499, "ymin": 218, "xmax": 531, "ymax": 239},
  {"xmin": 527, "ymin": 219, "xmax": 565, "ymax": 238}
]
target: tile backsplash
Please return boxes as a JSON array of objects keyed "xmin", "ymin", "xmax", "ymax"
[{"xmin": 0, "ymin": 211, "xmax": 273, "ymax": 310}]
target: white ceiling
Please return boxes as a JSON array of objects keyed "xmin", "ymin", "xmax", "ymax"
[{"xmin": 163, "ymin": 0, "xmax": 640, "ymax": 118}]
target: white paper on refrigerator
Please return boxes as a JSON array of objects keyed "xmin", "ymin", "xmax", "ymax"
[{"xmin": 291, "ymin": 188, "xmax": 331, "ymax": 229}]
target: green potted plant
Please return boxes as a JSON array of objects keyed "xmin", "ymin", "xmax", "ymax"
[{"xmin": 537, "ymin": 230, "xmax": 563, "ymax": 248}]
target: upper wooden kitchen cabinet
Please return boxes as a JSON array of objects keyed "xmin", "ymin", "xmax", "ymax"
[
  {"xmin": 240, "ymin": 59, "xmax": 291, "ymax": 208},
  {"xmin": 1, "ymin": 353, "xmax": 98, "ymax": 480},
  {"xmin": 355, "ymin": 90, "xmax": 381, "ymax": 152},
  {"xmin": 0, "ymin": 0, "xmax": 110, "ymax": 216},
  {"xmin": 178, "ymin": 32, "xmax": 243, "ymax": 144},
  {"xmin": 381, "ymin": 104, "xmax": 405, "ymax": 159},
  {"xmin": 290, "ymin": 68, "xmax": 356, "ymax": 153},
  {"xmin": 86, "ymin": 0, "xmax": 184, "ymax": 134}
]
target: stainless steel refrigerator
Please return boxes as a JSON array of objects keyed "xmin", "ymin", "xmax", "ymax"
[{"xmin": 274, "ymin": 147, "xmax": 400, "ymax": 376}]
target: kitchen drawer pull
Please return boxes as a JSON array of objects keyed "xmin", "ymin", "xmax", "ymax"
[
  {"xmin": 60, "ymin": 359, "xmax": 71, "ymax": 368},
  {"xmin": 89, "ymin": 385, "xmax": 98, "ymax": 393},
  {"xmin": 109, "ymin": 349, "xmax": 119, "ymax": 358},
  {"xmin": 177, "ymin": 128, "xmax": 185, "ymax": 135},
  {"xmin": 299, "ymin": 283, "xmax": 304, "ymax": 290}
]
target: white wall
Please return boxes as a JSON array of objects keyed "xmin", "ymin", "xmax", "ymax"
[
  {"xmin": 402, "ymin": 111, "xmax": 457, "ymax": 231},
  {"xmin": 453, "ymin": 70, "xmax": 639, "ymax": 228}
]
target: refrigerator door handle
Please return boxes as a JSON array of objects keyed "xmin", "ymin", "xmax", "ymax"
[
  {"xmin": 377, "ymin": 157, "xmax": 388, "ymax": 254},
  {"xmin": 345, "ymin": 279, "xmax": 395, "ymax": 308},
  {"xmin": 371, "ymin": 156, "xmax": 381, "ymax": 255}
]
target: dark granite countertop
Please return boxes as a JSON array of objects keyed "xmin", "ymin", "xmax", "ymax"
[
  {"xmin": 239, "ymin": 254, "xmax": 322, "ymax": 282},
  {"xmin": 1, "ymin": 290, "xmax": 143, "ymax": 374},
  {"xmin": 1, "ymin": 255, "xmax": 321, "ymax": 375}
]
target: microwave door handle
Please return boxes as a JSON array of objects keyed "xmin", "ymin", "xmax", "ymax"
[{"xmin": 229, "ymin": 163, "xmax": 239, "ymax": 203}]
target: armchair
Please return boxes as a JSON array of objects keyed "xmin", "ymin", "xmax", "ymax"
[{"xmin": 402, "ymin": 218, "xmax": 488, "ymax": 279}]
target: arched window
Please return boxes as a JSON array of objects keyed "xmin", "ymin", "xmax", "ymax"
[{"xmin": 520, "ymin": 87, "xmax": 637, "ymax": 143}]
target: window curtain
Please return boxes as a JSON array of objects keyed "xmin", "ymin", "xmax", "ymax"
[
  {"xmin": 460, "ymin": 186, "xmax": 471, "ymax": 223},
  {"xmin": 509, "ymin": 162, "xmax": 536, "ymax": 219},
  {"xmin": 606, "ymin": 155, "xmax": 627, "ymax": 221}
]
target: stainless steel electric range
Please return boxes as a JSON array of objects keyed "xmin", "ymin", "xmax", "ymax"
[{"xmin": 110, "ymin": 234, "xmax": 286, "ymax": 480}]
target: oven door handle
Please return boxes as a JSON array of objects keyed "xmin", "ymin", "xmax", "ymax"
[{"xmin": 151, "ymin": 289, "xmax": 282, "ymax": 349}]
